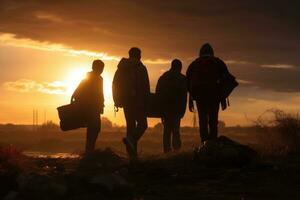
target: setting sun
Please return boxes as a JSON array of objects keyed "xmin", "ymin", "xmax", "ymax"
[
  {"xmin": 64, "ymin": 67, "xmax": 113, "ymax": 103},
  {"xmin": 1, "ymin": 1, "xmax": 300, "ymax": 198}
]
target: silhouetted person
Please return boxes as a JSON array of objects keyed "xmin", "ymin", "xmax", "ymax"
[
  {"xmin": 186, "ymin": 43, "xmax": 229, "ymax": 144},
  {"xmin": 113, "ymin": 47, "xmax": 150, "ymax": 159},
  {"xmin": 156, "ymin": 59, "xmax": 187, "ymax": 153},
  {"xmin": 71, "ymin": 60, "xmax": 104, "ymax": 153}
]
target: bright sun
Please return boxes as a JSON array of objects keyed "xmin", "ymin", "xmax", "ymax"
[{"xmin": 64, "ymin": 68, "xmax": 112, "ymax": 103}]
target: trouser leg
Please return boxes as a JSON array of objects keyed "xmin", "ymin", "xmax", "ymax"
[
  {"xmin": 123, "ymin": 106, "xmax": 138, "ymax": 157},
  {"xmin": 135, "ymin": 113, "xmax": 148, "ymax": 142},
  {"xmin": 172, "ymin": 118, "xmax": 181, "ymax": 151},
  {"xmin": 196, "ymin": 102, "xmax": 209, "ymax": 143},
  {"xmin": 124, "ymin": 106, "xmax": 136, "ymax": 140},
  {"xmin": 86, "ymin": 116, "xmax": 100, "ymax": 153},
  {"xmin": 208, "ymin": 104, "xmax": 219, "ymax": 140},
  {"xmin": 163, "ymin": 118, "xmax": 172, "ymax": 153},
  {"xmin": 133, "ymin": 113, "xmax": 147, "ymax": 155}
]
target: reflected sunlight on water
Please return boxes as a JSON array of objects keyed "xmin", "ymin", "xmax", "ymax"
[{"xmin": 24, "ymin": 151, "xmax": 80, "ymax": 158}]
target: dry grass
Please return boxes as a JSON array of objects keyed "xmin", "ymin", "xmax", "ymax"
[{"xmin": 255, "ymin": 109, "xmax": 300, "ymax": 156}]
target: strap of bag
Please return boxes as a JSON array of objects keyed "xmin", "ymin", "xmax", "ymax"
[{"xmin": 114, "ymin": 106, "xmax": 119, "ymax": 117}]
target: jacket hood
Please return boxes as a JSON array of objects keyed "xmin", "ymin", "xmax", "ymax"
[
  {"xmin": 86, "ymin": 71, "xmax": 101, "ymax": 80},
  {"xmin": 117, "ymin": 57, "xmax": 142, "ymax": 69},
  {"xmin": 200, "ymin": 43, "xmax": 214, "ymax": 57}
]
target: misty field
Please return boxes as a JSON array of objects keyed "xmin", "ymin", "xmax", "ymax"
[
  {"xmin": 0, "ymin": 110, "xmax": 300, "ymax": 200},
  {"xmin": 0, "ymin": 123, "xmax": 258, "ymax": 157}
]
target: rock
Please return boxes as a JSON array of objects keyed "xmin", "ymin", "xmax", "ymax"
[
  {"xmin": 17, "ymin": 173, "xmax": 67, "ymax": 199},
  {"xmin": 49, "ymin": 182, "xmax": 68, "ymax": 196},
  {"xmin": 90, "ymin": 173, "xmax": 131, "ymax": 192},
  {"xmin": 194, "ymin": 136, "xmax": 257, "ymax": 166},
  {"xmin": 3, "ymin": 191, "xmax": 18, "ymax": 200}
]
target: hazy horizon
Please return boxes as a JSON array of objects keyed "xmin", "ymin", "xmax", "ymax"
[{"xmin": 1, "ymin": 0, "xmax": 300, "ymax": 126}]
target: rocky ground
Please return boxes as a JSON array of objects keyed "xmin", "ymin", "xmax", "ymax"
[{"xmin": 0, "ymin": 144, "xmax": 300, "ymax": 200}]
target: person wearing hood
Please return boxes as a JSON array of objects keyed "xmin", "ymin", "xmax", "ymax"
[
  {"xmin": 112, "ymin": 47, "xmax": 150, "ymax": 160},
  {"xmin": 155, "ymin": 59, "xmax": 187, "ymax": 153},
  {"xmin": 71, "ymin": 60, "xmax": 104, "ymax": 153},
  {"xmin": 186, "ymin": 43, "xmax": 229, "ymax": 144}
]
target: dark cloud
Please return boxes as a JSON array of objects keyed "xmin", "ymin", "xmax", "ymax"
[
  {"xmin": 0, "ymin": 0, "xmax": 300, "ymax": 92},
  {"xmin": 229, "ymin": 62, "xmax": 300, "ymax": 93}
]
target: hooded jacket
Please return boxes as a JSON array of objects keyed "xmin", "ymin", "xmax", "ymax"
[
  {"xmin": 186, "ymin": 56, "xmax": 228, "ymax": 103},
  {"xmin": 113, "ymin": 58, "xmax": 150, "ymax": 108},
  {"xmin": 156, "ymin": 70, "xmax": 187, "ymax": 118},
  {"xmin": 72, "ymin": 71, "xmax": 104, "ymax": 114}
]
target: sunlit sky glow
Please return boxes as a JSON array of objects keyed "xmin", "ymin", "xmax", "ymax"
[{"xmin": 0, "ymin": 0, "xmax": 299, "ymax": 126}]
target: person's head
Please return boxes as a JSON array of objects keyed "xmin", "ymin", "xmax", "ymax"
[
  {"xmin": 199, "ymin": 43, "xmax": 214, "ymax": 57},
  {"xmin": 128, "ymin": 47, "xmax": 141, "ymax": 60},
  {"xmin": 92, "ymin": 59, "xmax": 104, "ymax": 75},
  {"xmin": 170, "ymin": 59, "xmax": 182, "ymax": 73}
]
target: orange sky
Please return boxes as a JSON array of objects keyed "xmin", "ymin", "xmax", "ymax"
[
  {"xmin": 0, "ymin": 1, "xmax": 300, "ymax": 127},
  {"xmin": 1, "ymin": 33, "xmax": 300, "ymax": 127}
]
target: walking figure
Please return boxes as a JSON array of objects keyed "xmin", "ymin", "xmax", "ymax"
[
  {"xmin": 113, "ymin": 47, "xmax": 150, "ymax": 159},
  {"xmin": 156, "ymin": 59, "xmax": 187, "ymax": 153},
  {"xmin": 186, "ymin": 43, "xmax": 231, "ymax": 144},
  {"xmin": 71, "ymin": 60, "xmax": 104, "ymax": 153}
]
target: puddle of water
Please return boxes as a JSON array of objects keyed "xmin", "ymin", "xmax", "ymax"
[{"xmin": 24, "ymin": 151, "xmax": 80, "ymax": 159}]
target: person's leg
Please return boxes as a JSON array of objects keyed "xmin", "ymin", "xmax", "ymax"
[
  {"xmin": 126, "ymin": 110, "xmax": 147, "ymax": 156},
  {"xmin": 123, "ymin": 106, "xmax": 136, "ymax": 140},
  {"xmin": 123, "ymin": 106, "xmax": 137, "ymax": 158},
  {"xmin": 163, "ymin": 117, "xmax": 172, "ymax": 153},
  {"xmin": 196, "ymin": 101, "xmax": 209, "ymax": 143},
  {"xmin": 85, "ymin": 116, "xmax": 100, "ymax": 153},
  {"xmin": 135, "ymin": 111, "xmax": 148, "ymax": 142},
  {"xmin": 172, "ymin": 117, "xmax": 181, "ymax": 151},
  {"xmin": 208, "ymin": 103, "xmax": 219, "ymax": 140}
]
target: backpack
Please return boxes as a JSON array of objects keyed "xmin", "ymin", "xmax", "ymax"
[
  {"xmin": 189, "ymin": 57, "xmax": 238, "ymax": 102},
  {"xmin": 112, "ymin": 58, "xmax": 133, "ymax": 108},
  {"xmin": 112, "ymin": 67, "xmax": 124, "ymax": 108},
  {"xmin": 189, "ymin": 57, "xmax": 220, "ymax": 99},
  {"xmin": 219, "ymin": 71, "xmax": 239, "ymax": 100}
]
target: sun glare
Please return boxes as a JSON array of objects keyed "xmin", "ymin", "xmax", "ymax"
[
  {"xmin": 65, "ymin": 68, "xmax": 87, "ymax": 95},
  {"xmin": 64, "ymin": 68, "xmax": 112, "ymax": 104}
]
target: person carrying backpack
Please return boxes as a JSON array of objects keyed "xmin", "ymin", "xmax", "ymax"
[
  {"xmin": 186, "ymin": 43, "xmax": 237, "ymax": 144},
  {"xmin": 112, "ymin": 47, "xmax": 150, "ymax": 160},
  {"xmin": 71, "ymin": 60, "xmax": 105, "ymax": 153},
  {"xmin": 156, "ymin": 59, "xmax": 187, "ymax": 153}
]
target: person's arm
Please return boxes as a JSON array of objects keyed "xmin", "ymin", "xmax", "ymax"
[
  {"xmin": 186, "ymin": 63, "xmax": 195, "ymax": 112},
  {"xmin": 217, "ymin": 58, "xmax": 229, "ymax": 110},
  {"xmin": 186, "ymin": 63, "xmax": 192, "ymax": 93},
  {"xmin": 99, "ymin": 78, "xmax": 104, "ymax": 114},
  {"xmin": 71, "ymin": 81, "xmax": 83, "ymax": 103},
  {"xmin": 179, "ymin": 76, "xmax": 188, "ymax": 117},
  {"xmin": 217, "ymin": 58, "xmax": 229, "ymax": 77},
  {"xmin": 155, "ymin": 76, "xmax": 163, "ymax": 95},
  {"xmin": 143, "ymin": 64, "xmax": 151, "ymax": 96},
  {"xmin": 145, "ymin": 68, "xmax": 150, "ymax": 95},
  {"xmin": 188, "ymin": 94, "xmax": 194, "ymax": 112}
]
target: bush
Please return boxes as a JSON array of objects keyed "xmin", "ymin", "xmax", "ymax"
[
  {"xmin": 38, "ymin": 121, "xmax": 60, "ymax": 131},
  {"xmin": 255, "ymin": 109, "xmax": 300, "ymax": 155}
]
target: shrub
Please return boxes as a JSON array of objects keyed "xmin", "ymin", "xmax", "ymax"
[{"xmin": 255, "ymin": 109, "xmax": 300, "ymax": 155}]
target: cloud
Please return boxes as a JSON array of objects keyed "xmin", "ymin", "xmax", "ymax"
[
  {"xmin": 0, "ymin": 33, "xmax": 172, "ymax": 65},
  {"xmin": 261, "ymin": 64, "xmax": 296, "ymax": 69},
  {"xmin": 3, "ymin": 79, "xmax": 67, "ymax": 94},
  {"xmin": 0, "ymin": 33, "xmax": 120, "ymax": 61},
  {"xmin": 1, "ymin": 0, "xmax": 299, "ymax": 61},
  {"xmin": 236, "ymin": 79, "xmax": 253, "ymax": 85},
  {"xmin": 35, "ymin": 12, "xmax": 63, "ymax": 23},
  {"xmin": 225, "ymin": 60, "xmax": 249, "ymax": 65},
  {"xmin": 144, "ymin": 59, "xmax": 170, "ymax": 65},
  {"xmin": 1, "ymin": 0, "xmax": 300, "ymax": 93}
]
